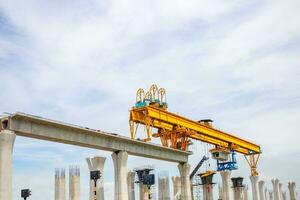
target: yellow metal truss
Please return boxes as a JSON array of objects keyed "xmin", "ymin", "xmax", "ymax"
[{"xmin": 129, "ymin": 105, "xmax": 262, "ymax": 175}]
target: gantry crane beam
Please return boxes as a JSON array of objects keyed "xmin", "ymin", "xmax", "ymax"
[
  {"xmin": 129, "ymin": 105, "xmax": 261, "ymax": 155},
  {"xmin": 129, "ymin": 84, "xmax": 262, "ymax": 176}
]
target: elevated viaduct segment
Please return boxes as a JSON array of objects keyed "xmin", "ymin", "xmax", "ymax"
[{"xmin": 0, "ymin": 112, "xmax": 192, "ymax": 200}]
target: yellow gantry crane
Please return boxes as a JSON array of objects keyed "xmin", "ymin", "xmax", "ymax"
[{"xmin": 129, "ymin": 84, "xmax": 262, "ymax": 176}]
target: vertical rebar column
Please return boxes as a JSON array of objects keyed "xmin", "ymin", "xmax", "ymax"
[
  {"xmin": 55, "ymin": 168, "xmax": 66, "ymax": 200},
  {"xmin": 288, "ymin": 182, "xmax": 297, "ymax": 200},
  {"xmin": 172, "ymin": 177, "xmax": 181, "ymax": 200},
  {"xmin": 0, "ymin": 130, "xmax": 16, "ymax": 200},
  {"xmin": 69, "ymin": 166, "xmax": 80, "ymax": 200},
  {"xmin": 259, "ymin": 181, "xmax": 266, "ymax": 200}
]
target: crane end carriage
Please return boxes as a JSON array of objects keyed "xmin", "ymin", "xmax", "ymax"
[{"xmin": 129, "ymin": 84, "xmax": 262, "ymax": 176}]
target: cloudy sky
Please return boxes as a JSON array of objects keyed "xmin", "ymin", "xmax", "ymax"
[{"xmin": 0, "ymin": 0, "xmax": 299, "ymax": 199}]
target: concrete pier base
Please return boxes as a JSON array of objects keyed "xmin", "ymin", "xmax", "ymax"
[
  {"xmin": 250, "ymin": 176, "xmax": 260, "ymax": 200},
  {"xmin": 172, "ymin": 176, "xmax": 181, "ymax": 200},
  {"xmin": 112, "ymin": 151, "xmax": 128, "ymax": 200},
  {"xmin": 221, "ymin": 171, "xmax": 231, "ymax": 200},
  {"xmin": 86, "ymin": 156, "xmax": 106, "ymax": 200},
  {"xmin": 288, "ymin": 182, "xmax": 297, "ymax": 200},
  {"xmin": 69, "ymin": 166, "xmax": 80, "ymax": 200},
  {"xmin": 0, "ymin": 130, "xmax": 16, "ymax": 200},
  {"xmin": 178, "ymin": 163, "xmax": 192, "ymax": 200},
  {"xmin": 158, "ymin": 177, "xmax": 170, "ymax": 200},
  {"xmin": 259, "ymin": 180, "xmax": 266, "ymax": 200},
  {"xmin": 272, "ymin": 179, "xmax": 281, "ymax": 200},
  {"xmin": 55, "ymin": 168, "xmax": 66, "ymax": 200},
  {"xmin": 127, "ymin": 171, "xmax": 135, "ymax": 200}
]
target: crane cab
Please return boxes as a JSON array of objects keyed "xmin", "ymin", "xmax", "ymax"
[{"xmin": 210, "ymin": 148, "xmax": 230, "ymax": 161}]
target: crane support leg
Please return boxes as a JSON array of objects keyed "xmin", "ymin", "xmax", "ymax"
[{"xmin": 245, "ymin": 154, "xmax": 260, "ymax": 176}]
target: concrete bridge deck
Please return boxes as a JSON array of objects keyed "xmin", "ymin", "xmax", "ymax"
[{"xmin": 0, "ymin": 112, "xmax": 191, "ymax": 163}]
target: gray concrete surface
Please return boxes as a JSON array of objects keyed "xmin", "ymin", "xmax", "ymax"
[{"xmin": 1, "ymin": 112, "xmax": 190, "ymax": 163}]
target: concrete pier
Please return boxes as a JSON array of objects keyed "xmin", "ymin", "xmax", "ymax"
[
  {"xmin": 231, "ymin": 177, "xmax": 245, "ymax": 200},
  {"xmin": 0, "ymin": 130, "xmax": 16, "ymax": 200},
  {"xmin": 55, "ymin": 168, "xmax": 66, "ymax": 200},
  {"xmin": 269, "ymin": 191, "xmax": 274, "ymax": 200},
  {"xmin": 259, "ymin": 180, "xmax": 266, "ymax": 200},
  {"xmin": 279, "ymin": 183, "xmax": 283, "ymax": 200},
  {"xmin": 112, "ymin": 151, "xmax": 128, "ymax": 200},
  {"xmin": 219, "ymin": 185, "xmax": 224, "ymax": 200},
  {"xmin": 200, "ymin": 173, "xmax": 215, "ymax": 200},
  {"xmin": 272, "ymin": 179, "xmax": 281, "ymax": 200},
  {"xmin": 265, "ymin": 188, "xmax": 269, "ymax": 200},
  {"xmin": 244, "ymin": 187, "xmax": 249, "ymax": 200},
  {"xmin": 221, "ymin": 171, "xmax": 231, "ymax": 200},
  {"xmin": 250, "ymin": 176, "xmax": 260, "ymax": 200},
  {"xmin": 127, "ymin": 171, "xmax": 135, "ymax": 200},
  {"xmin": 69, "ymin": 166, "xmax": 80, "ymax": 200},
  {"xmin": 282, "ymin": 192, "xmax": 286, "ymax": 200},
  {"xmin": 86, "ymin": 156, "xmax": 106, "ymax": 200},
  {"xmin": 288, "ymin": 182, "xmax": 297, "ymax": 200},
  {"xmin": 178, "ymin": 163, "xmax": 192, "ymax": 200},
  {"xmin": 158, "ymin": 177, "xmax": 170, "ymax": 200},
  {"xmin": 172, "ymin": 176, "xmax": 181, "ymax": 200}
]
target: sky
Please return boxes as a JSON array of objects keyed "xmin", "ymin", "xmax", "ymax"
[{"xmin": 0, "ymin": 0, "xmax": 299, "ymax": 199}]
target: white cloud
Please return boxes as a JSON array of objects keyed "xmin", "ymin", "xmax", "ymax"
[{"xmin": 1, "ymin": 0, "xmax": 300, "ymax": 199}]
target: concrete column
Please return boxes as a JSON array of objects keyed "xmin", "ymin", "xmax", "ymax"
[
  {"xmin": 127, "ymin": 171, "xmax": 135, "ymax": 200},
  {"xmin": 69, "ymin": 166, "xmax": 80, "ymax": 200},
  {"xmin": 244, "ymin": 186, "xmax": 249, "ymax": 200},
  {"xmin": 219, "ymin": 185, "xmax": 224, "ymax": 200},
  {"xmin": 272, "ymin": 179, "xmax": 281, "ymax": 200},
  {"xmin": 139, "ymin": 184, "xmax": 149, "ymax": 200},
  {"xmin": 269, "ymin": 191, "xmax": 274, "ymax": 200},
  {"xmin": 178, "ymin": 163, "xmax": 192, "ymax": 200},
  {"xmin": 0, "ymin": 130, "xmax": 16, "ymax": 200},
  {"xmin": 158, "ymin": 177, "xmax": 170, "ymax": 200},
  {"xmin": 259, "ymin": 181, "xmax": 266, "ymax": 200},
  {"xmin": 282, "ymin": 192, "xmax": 286, "ymax": 200},
  {"xmin": 172, "ymin": 176, "xmax": 181, "ymax": 199},
  {"xmin": 265, "ymin": 188, "xmax": 269, "ymax": 200},
  {"xmin": 288, "ymin": 182, "xmax": 297, "ymax": 200},
  {"xmin": 233, "ymin": 187, "xmax": 244, "ymax": 200},
  {"xmin": 203, "ymin": 184, "xmax": 214, "ymax": 200},
  {"xmin": 202, "ymin": 184, "xmax": 207, "ymax": 200},
  {"xmin": 112, "ymin": 151, "xmax": 128, "ymax": 200},
  {"xmin": 86, "ymin": 156, "xmax": 106, "ymax": 200},
  {"xmin": 220, "ymin": 171, "xmax": 231, "ymax": 200},
  {"xmin": 250, "ymin": 176, "xmax": 260, "ymax": 200},
  {"xmin": 279, "ymin": 183, "xmax": 283, "ymax": 200},
  {"xmin": 232, "ymin": 177, "xmax": 245, "ymax": 200},
  {"xmin": 55, "ymin": 168, "xmax": 66, "ymax": 200}
]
